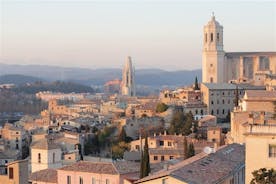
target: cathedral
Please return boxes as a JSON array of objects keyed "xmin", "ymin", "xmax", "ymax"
[
  {"xmin": 202, "ymin": 14, "xmax": 276, "ymax": 84},
  {"xmin": 121, "ymin": 56, "xmax": 136, "ymax": 96}
]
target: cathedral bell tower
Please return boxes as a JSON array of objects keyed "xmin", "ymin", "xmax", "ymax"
[{"xmin": 202, "ymin": 13, "xmax": 225, "ymax": 83}]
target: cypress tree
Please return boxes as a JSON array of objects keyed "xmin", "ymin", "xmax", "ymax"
[
  {"xmin": 183, "ymin": 136, "xmax": 188, "ymax": 159},
  {"xmin": 139, "ymin": 151, "xmax": 144, "ymax": 178},
  {"xmin": 194, "ymin": 76, "xmax": 200, "ymax": 90},
  {"xmin": 235, "ymin": 85, "xmax": 239, "ymax": 107},
  {"xmin": 187, "ymin": 143, "xmax": 195, "ymax": 158},
  {"xmin": 142, "ymin": 134, "xmax": 151, "ymax": 177}
]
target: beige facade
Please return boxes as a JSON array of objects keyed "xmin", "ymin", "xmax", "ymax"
[
  {"xmin": 0, "ymin": 159, "xmax": 28, "ymax": 184},
  {"xmin": 245, "ymin": 125, "xmax": 276, "ymax": 184},
  {"xmin": 202, "ymin": 15, "xmax": 276, "ymax": 84},
  {"xmin": 31, "ymin": 140, "xmax": 62, "ymax": 173}
]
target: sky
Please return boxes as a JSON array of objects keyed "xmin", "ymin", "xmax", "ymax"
[{"xmin": 0, "ymin": 0, "xmax": 275, "ymax": 70}]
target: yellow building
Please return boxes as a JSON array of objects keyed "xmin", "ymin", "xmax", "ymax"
[
  {"xmin": 244, "ymin": 124, "xmax": 276, "ymax": 183},
  {"xmin": 0, "ymin": 159, "xmax": 28, "ymax": 184}
]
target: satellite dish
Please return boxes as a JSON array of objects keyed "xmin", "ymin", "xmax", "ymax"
[{"xmin": 203, "ymin": 146, "xmax": 213, "ymax": 154}]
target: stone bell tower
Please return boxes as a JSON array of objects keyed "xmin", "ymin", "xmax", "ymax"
[{"xmin": 202, "ymin": 13, "xmax": 225, "ymax": 83}]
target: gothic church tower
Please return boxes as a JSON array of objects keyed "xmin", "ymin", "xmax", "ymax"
[
  {"xmin": 121, "ymin": 56, "xmax": 136, "ymax": 96},
  {"xmin": 202, "ymin": 14, "xmax": 225, "ymax": 83}
]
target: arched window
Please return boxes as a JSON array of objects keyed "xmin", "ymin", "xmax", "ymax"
[
  {"xmin": 211, "ymin": 33, "xmax": 213, "ymax": 42},
  {"xmin": 222, "ymin": 109, "xmax": 225, "ymax": 114},
  {"xmin": 210, "ymin": 77, "xmax": 213, "ymax": 83},
  {"xmin": 200, "ymin": 109, "xmax": 203, "ymax": 115},
  {"xmin": 217, "ymin": 33, "xmax": 219, "ymax": 41},
  {"xmin": 211, "ymin": 110, "xmax": 214, "ymax": 115}
]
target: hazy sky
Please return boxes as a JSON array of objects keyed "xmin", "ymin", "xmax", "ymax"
[{"xmin": 0, "ymin": 0, "xmax": 275, "ymax": 70}]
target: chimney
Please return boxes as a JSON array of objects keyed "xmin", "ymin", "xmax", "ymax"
[
  {"xmin": 213, "ymin": 142, "xmax": 218, "ymax": 153},
  {"xmin": 248, "ymin": 113, "xmax": 254, "ymax": 124}
]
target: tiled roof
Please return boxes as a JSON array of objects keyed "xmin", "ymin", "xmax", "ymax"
[
  {"xmin": 29, "ymin": 168, "xmax": 57, "ymax": 183},
  {"xmin": 135, "ymin": 143, "xmax": 245, "ymax": 184},
  {"xmin": 149, "ymin": 149, "xmax": 184, "ymax": 155},
  {"xmin": 31, "ymin": 139, "xmax": 60, "ymax": 150},
  {"xmin": 245, "ymin": 90, "xmax": 276, "ymax": 100},
  {"xmin": 59, "ymin": 161, "xmax": 140, "ymax": 175},
  {"xmin": 225, "ymin": 52, "xmax": 276, "ymax": 57},
  {"xmin": 202, "ymin": 83, "xmax": 237, "ymax": 90}
]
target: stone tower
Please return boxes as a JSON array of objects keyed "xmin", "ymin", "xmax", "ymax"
[
  {"xmin": 202, "ymin": 13, "xmax": 225, "ymax": 83},
  {"xmin": 121, "ymin": 56, "xmax": 136, "ymax": 96}
]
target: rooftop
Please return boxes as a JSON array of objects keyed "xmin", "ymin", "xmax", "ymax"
[
  {"xmin": 135, "ymin": 143, "xmax": 245, "ymax": 184},
  {"xmin": 29, "ymin": 168, "xmax": 57, "ymax": 183},
  {"xmin": 31, "ymin": 139, "xmax": 60, "ymax": 150}
]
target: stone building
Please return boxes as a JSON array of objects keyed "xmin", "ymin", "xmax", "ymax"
[
  {"xmin": 0, "ymin": 159, "xmax": 28, "ymax": 184},
  {"xmin": 31, "ymin": 139, "xmax": 62, "ymax": 173},
  {"xmin": 121, "ymin": 56, "xmax": 136, "ymax": 96},
  {"xmin": 201, "ymin": 83, "xmax": 264, "ymax": 119},
  {"xmin": 202, "ymin": 14, "xmax": 276, "ymax": 84}
]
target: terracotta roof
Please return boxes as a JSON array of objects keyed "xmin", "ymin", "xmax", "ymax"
[
  {"xmin": 135, "ymin": 143, "xmax": 245, "ymax": 184},
  {"xmin": 59, "ymin": 161, "xmax": 140, "ymax": 175},
  {"xmin": 29, "ymin": 168, "xmax": 57, "ymax": 183},
  {"xmin": 31, "ymin": 139, "xmax": 60, "ymax": 150},
  {"xmin": 245, "ymin": 90, "xmax": 276, "ymax": 100}
]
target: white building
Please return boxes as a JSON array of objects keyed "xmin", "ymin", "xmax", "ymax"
[{"xmin": 31, "ymin": 139, "xmax": 62, "ymax": 173}]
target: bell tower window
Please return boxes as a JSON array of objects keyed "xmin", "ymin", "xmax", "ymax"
[
  {"xmin": 210, "ymin": 77, "xmax": 213, "ymax": 83},
  {"xmin": 210, "ymin": 33, "xmax": 213, "ymax": 42},
  {"xmin": 217, "ymin": 33, "xmax": 219, "ymax": 41}
]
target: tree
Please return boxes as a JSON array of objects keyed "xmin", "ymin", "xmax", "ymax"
[
  {"xmin": 194, "ymin": 76, "xmax": 200, "ymax": 90},
  {"xmin": 156, "ymin": 103, "xmax": 169, "ymax": 113},
  {"xmin": 169, "ymin": 111, "xmax": 195, "ymax": 136},
  {"xmin": 235, "ymin": 85, "xmax": 239, "ymax": 107},
  {"xmin": 183, "ymin": 136, "xmax": 188, "ymax": 159},
  {"xmin": 251, "ymin": 168, "xmax": 276, "ymax": 184},
  {"xmin": 140, "ymin": 134, "xmax": 151, "ymax": 178},
  {"xmin": 118, "ymin": 127, "xmax": 127, "ymax": 142},
  {"xmin": 187, "ymin": 143, "xmax": 195, "ymax": 158},
  {"xmin": 111, "ymin": 141, "xmax": 130, "ymax": 159}
]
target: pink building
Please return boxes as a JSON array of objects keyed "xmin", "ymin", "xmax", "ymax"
[{"xmin": 57, "ymin": 161, "xmax": 139, "ymax": 184}]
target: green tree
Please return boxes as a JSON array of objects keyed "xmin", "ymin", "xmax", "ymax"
[
  {"xmin": 111, "ymin": 141, "xmax": 130, "ymax": 159},
  {"xmin": 118, "ymin": 127, "xmax": 127, "ymax": 142},
  {"xmin": 169, "ymin": 111, "xmax": 195, "ymax": 136},
  {"xmin": 140, "ymin": 135, "xmax": 151, "ymax": 178},
  {"xmin": 156, "ymin": 103, "xmax": 169, "ymax": 113},
  {"xmin": 183, "ymin": 136, "xmax": 188, "ymax": 159},
  {"xmin": 235, "ymin": 85, "xmax": 239, "ymax": 107},
  {"xmin": 187, "ymin": 143, "xmax": 195, "ymax": 158},
  {"xmin": 251, "ymin": 168, "xmax": 276, "ymax": 184},
  {"xmin": 194, "ymin": 76, "xmax": 200, "ymax": 90}
]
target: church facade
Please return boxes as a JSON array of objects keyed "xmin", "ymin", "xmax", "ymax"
[{"xmin": 202, "ymin": 15, "xmax": 276, "ymax": 84}]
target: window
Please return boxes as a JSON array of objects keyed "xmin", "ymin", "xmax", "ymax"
[
  {"xmin": 200, "ymin": 109, "xmax": 203, "ymax": 115},
  {"xmin": 222, "ymin": 99, "xmax": 225, "ymax": 104},
  {"xmin": 38, "ymin": 153, "xmax": 41, "ymax": 163},
  {"xmin": 53, "ymin": 153, "xmax": 55, "ymax": 163},
  {"xmin": 67, "ymin": 176, "xmax": 71, "ymax": 184},
  {"xmin": 8, "ymin": 167, "xmax": 14, "ymax": 179},
  {"xmin": 217, "ymin": 109, "xmax": 219, "ymax": 115},
  {"xmin": 92, "ymin": 177, "xmax": 96, "ymax": 184},
  {"xmin": 79, "ymin": 177, "xmax": 83, "ymax": 184},
  {"xmin": 217, "ymin": 33, "xmax": 219, "ymax": 41},
  {"xmin": 211, "ymin": 101, "xmax": 214, "ymax": 105},
  {"xmin": 135, "ymin": 145, "xmax": 140, "ymax": 150},
  {"xmin": 168, "ymin": 142, "xmax": 172, "ymax": 146},
  {"xmin": 160, "ymin": 141, "xmax": 164, "ymax": 146},
  {"xmin": 210, "ymin": 77, "xmax": 213, "ymax": 83},
  {"xmin": 269, "ymin": 145, "xmax": 276, "ymax": 157},
  {"xmin": 211, "ymin": 110, "xmax": 214, "ymax": 115},
  {"xmin": 205, "ymin": 33, "xmax": 207, "ymax": 43},
  {"xmin": 210, "ymin": 33, "xmax": 213, "ymax": 42},
  {"xmin": 222, "ymin": 109, "xmax": 225, "ymax": 114},
  {"xmin": 230, "ymin": 177, "xmax": 234, "ymax": 184},
  {"xmin": 16, "ymin": 144, "xmax": 19, "ymax": 150},
  {"xmin": 195, "ymin": 109, "xmax": 198, "ymax": 114},
  {"xmin": 154, "ymin": 156, "xmax": 158, "ymax": 160},
  {"xmin": 169, "ymin": 156, "xmax": 174, "ymax": 160},
  {"xmin": 106, "ymin": 179, "xmax": 110, "ymax": 184},
  {"xmin": 161, "ymin": 156, "xmax": 165, "ymax": 161}
]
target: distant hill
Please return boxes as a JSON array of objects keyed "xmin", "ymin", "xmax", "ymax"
[
  {"xmin": 0, "ymin": 63, "xmax": 201, "ymax": 87},
  {"xmin": 0, "ymin": 74, "xmax": 45, "ymax": 85}
]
